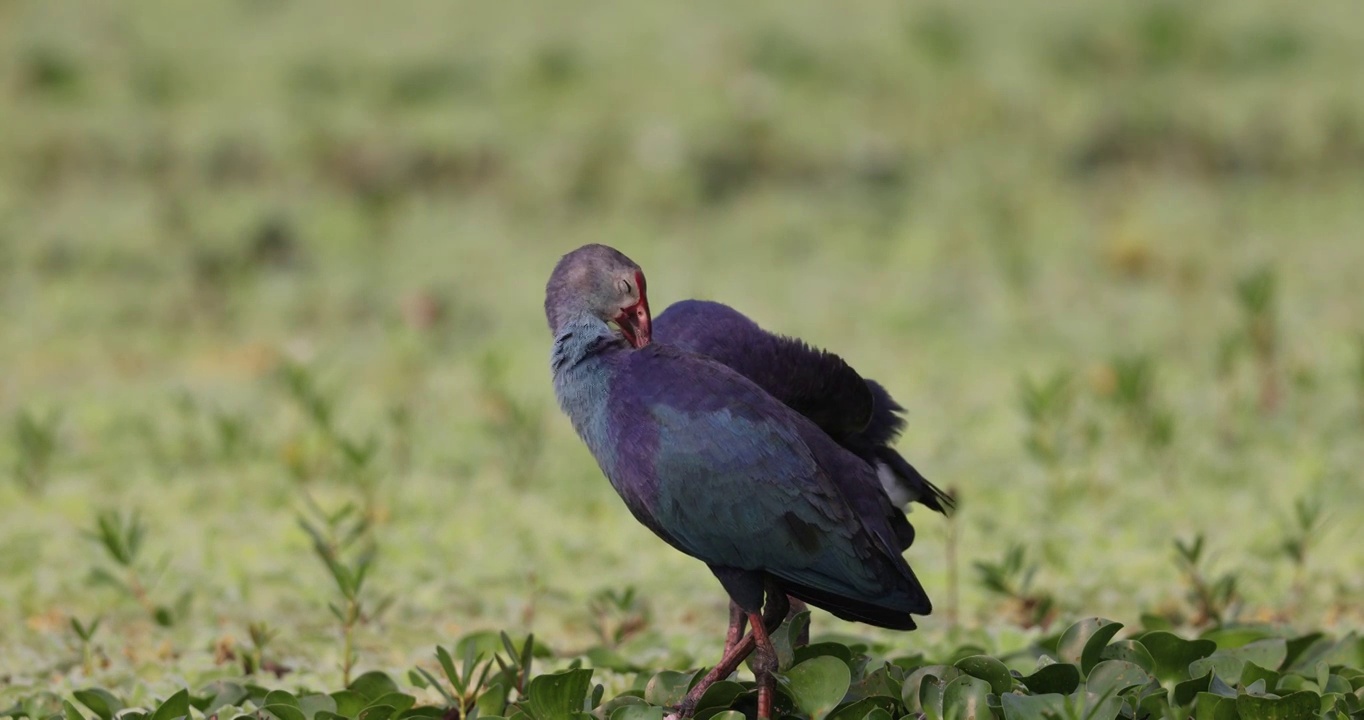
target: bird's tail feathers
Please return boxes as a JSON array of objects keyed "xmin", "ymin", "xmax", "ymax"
[{"xmin": 874, "ymin": 447, "xmax": 955, "ymax": 516}]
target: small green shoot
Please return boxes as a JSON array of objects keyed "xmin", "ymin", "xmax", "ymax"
[
  {"xmin": 1233, "ymin": 265, "xmax": 1281, "ymax": 414},
  {"xmin": 299, "ymin": 500, "xmax": 393, "ymax": 685},
  {"xmin": 973, "ymin": 544, "xmax": 1056, "ymax": 628},
  {"xmin": 69, "ymin": 616, "xmax": 102, "ymax": 675},
  {"xmin": 84, "ymin": 510, "xmax": 192, "ymax": 627},
  {"xmin": 12, "ymin": 407, "xmax": 61, "ymax": 494},
  {"xmin": 1173, "ymin": 534, "xmax": 1240, "ymax": 627},
  {"xmin": 1019, "ymin": 370, "xmax": 1076, "ymax": 468},
  {"xmin": 587, "ymin": 587, "xmax": 651, "ymax": 648}
]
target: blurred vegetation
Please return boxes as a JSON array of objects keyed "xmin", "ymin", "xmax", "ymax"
[{"xmin": 0, "ymin": 0, "xmax": 1361, "ymax": 712}]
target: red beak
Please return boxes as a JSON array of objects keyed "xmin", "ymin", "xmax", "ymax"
[{"xmin": 615, "ymin": 294, "xmax": 651, "ymax": 349}]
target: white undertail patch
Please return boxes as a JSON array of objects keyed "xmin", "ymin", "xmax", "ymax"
[{"xmin": 876, "ymin": 461, "xmax": 917, "ymax": 509}]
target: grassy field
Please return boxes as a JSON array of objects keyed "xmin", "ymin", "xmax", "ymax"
[{"xmin": 2, "ymin": 0, "xmax": 1363, "ymax": 714}]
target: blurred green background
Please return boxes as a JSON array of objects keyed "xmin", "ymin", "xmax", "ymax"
[{"xmin": 1, "ymin": 0, "xmax": 1361, "ymax": 694}]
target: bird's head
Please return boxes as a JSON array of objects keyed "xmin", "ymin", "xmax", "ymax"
[{"xmin": 545, "ymin": 244, "xmax": 652, "ymax": 349}]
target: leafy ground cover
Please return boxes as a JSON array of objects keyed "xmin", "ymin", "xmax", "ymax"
[
  {"xmin": 2, "ymin": 0, "xmax": 1362, "ymax": 718},
  {"xmin": 9, "ymin": 615, "xmax": 1364, "ymax": 719}
]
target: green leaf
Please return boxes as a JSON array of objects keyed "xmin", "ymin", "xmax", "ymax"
[
  {"xmin": 477, "ymin": 683, "xmax": 508, "ymax": 717},
  {"xmin": 594, "ymin": 695, "xmax": 647, "ymax": 718},
  {"xmin": 150, "ymin": 690, "xmax": 189, "ymax": 720},
  {"xmin": 584, "ymin": 647, "xmax": 640, "ymax": 674},
  {"xmin": 1241, "ymin": 661, "xmax": 1280, "ymax": 692},
  {"xmin": 1085, "ymin": 660, "xmax": 1151, "ymax": 698},
  {"xmin": 1099, "ymin": 639, "xmax": 1156, "ymax": 674},
  {"xmin": 202, "ymin": 683, "xmax": 249, "ymax": 716},
  {"xmin": 356, "ymin": 706, "xmax": 395, "ymax": 720},
  {"xmin": 524, "ymin": 668, "xmax": 594, "ymax": 720},
  {"xmin": 1137, "ymin": 631, "xmax": 1217, "ymax": 685},
  {"xmin": 608, "ymin": 707, "xmax": 662, "ymax": 720},
  {"xmin": 693, "ymin": 681, "xmax": 745, "ymax": 711},
  {"xmin": 700, "ymin": 713, "xmax": 745, "ymax": 720},
  {"xmin": 1194, "ymin": 692, "xmax": 1238, "ymax": 720},
  {"xmin": 1000, "ymin": 693, "xmax": 1068, "ymax": 720},
  {"xmin": 396, "ymin": 709, "xmax": 442, "ymax": 720},
  {"xmin": 265, "ymin": 691, "xmax": 301, "ymax": 709},
  {"xmin": 1200, "ymin": 625, "xmax": 1276, "ymax": 650},
  {"xmin": 1057, "ymin": 618, "xmax": 1124, "ymax": 677},
  {"xmin": 73, "ymin": 689, "xmax": 123, "ymax": 720},
  {"xmin": 919, "ymin": 676, "xmax": 946, "ymax": 720},
  {"xmin": 902, "ymin": 666, "xmax": 961, "ymax": 711},
  {"xmin": 435, "ymin": 646, "xmax": 462, "ymax": 692},
  {"xmin": 782, "ymin": 655, "xmax": 852, "ymax": 720},
  {"xmin": 1282, "ymin": 633, "xmax": 1326, "ymax": 672},
  {"xmin": 1228, "ymin": 638, "xmax": 1288, "ymax": 672},
  {"xmin": 793, "ymin": 642, "xmax": 855, "ymax": 670},
  {"xmin": 367, "ymin": 695, "xmax": 415, "ymax": 716},
  {"xmin": 1235, "ymin": 690, "xmax": 1322, "ymax": 720},
  {"xmin": 770, "ymin": 610, "xmax": 812, "ymax": 671},
  {"xmin": 825, "ymin": 696, "xmax": 899, "ymax": 720},
  {"xmin": 348, "ymin": 673, "xmax": 400, "ymax": 702},
  {"xmin": 299, "ymin": 694, "xmax": 338, "ymax": 720},
  {"xmin": 1189, "ymin": 656, "xmax": 1245, "ymax": 687},
  {"xmin": 1173, "ymin": 671, "xmax": 1213, "ymax": 708},
  {"xmin": 63, "ymin": 700, "xmax": 87, "ymax": 720},
  {"xmin": 1323, "ymin": 673, "xmax": 1352, "ymax": 695},
  {"xmin": 643, "ymin": 670, "xmax": 697, "ymax": 708},
  {"xmin": 953, "ymin": 655, "xmax": 1013, "ymax": 696},
  {"xmin": 940, "ymin": 675, "xmax": 990, "ymax": 720},
  {"xmin": 1018, "ymin": 663, "xmax": 1080, "ymax": 695},
  {"xmin": 262, "ymin": 705, "xmax": 308, "ymax": 720},
  {"xmin": 330, "ymin": 691, "xmax": 367, "ymax": 718},
  {"xmin": 859, "ymin": 710, "xmax": 892, "ymax": 720}
]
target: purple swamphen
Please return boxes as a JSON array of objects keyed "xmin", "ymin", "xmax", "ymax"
[
  {"xmin": 546, "ymin": 244, "xmax": 931, "ymax": 718},
  {"xmin": 653, "ymin": 299, "xmax": 953, "ymax": 651}
]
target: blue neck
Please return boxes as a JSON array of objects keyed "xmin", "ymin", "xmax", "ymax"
[{"xmin": 551, "ymin": 314, "xmax": 622, "ymax": 473}]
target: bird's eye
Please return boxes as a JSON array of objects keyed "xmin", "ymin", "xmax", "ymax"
[{"xmin": 618, "ymin": 278, "xmax": 633, "ymax": 295}]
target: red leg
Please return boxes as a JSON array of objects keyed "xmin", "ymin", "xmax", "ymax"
[
  {"xmin": 723, "ymin": 601, "xmax": 748, "ymax": 656},
  {"xmin": 672, "ymin": 631, "xmax": 757, "ymax": 718},
  {"xmin": 748, "ymin": 611, "xmax": 778, "ymax": 720}
]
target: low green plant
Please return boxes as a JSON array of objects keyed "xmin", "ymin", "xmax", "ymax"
[
  {"xmin": 299, "ymin": 500, "xmax": 393, "ymax": 685},
  {"xmin": 1105, "ymin": 354, "xmax": 1175, "ymax": 451},
  {"xmin": 586, "ymin": 587, "xmax": 651, "ymax": 649},
  {"xmin": 68, "ymin": 616, "xmax": 102, "ymax": 676},
  {"xmin": 1018, "ymin": 370, "xmax": 1077, "ymax": 469},
  {"xmin": 1280, "ymin": 494, "xmax": 1326, "ymax": 614},
  {"xmin": 973, "ymin": 544, "xmax": 1057, "ymax": 629},
  {"xmin": 477, "ymin": 350, "xmax": 546, "ymax": 490},
  {"xmin": 26, "ymin": 616, "xmax": 1364, "ymax": 720},
  {"xmin": 83, "ymin": 510, "xmax": 192, "ymax": 627},
  {"xmin": 410, "ymin": 644, "xmax": 500, "ymax": 718},
  {"xmin": 11, "ymin": 407, "xmax": 60, "ymax": 494},
  {"xmin": 1173, "ymin": 535, "xmax": 1241, "ymax": 627},
  {"xmin": 1233, "ymin": 265, "xmax": 1282, "ymax": 415},
  {"xmin": 242, "ymin": 621, "xmax": 281, "ymax": 677}
]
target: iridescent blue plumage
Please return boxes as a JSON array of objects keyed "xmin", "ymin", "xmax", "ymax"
[
  {"xmin": 552, "ymin": 314, "xmax": 930, "ymax": 626},
  {"xmin": 654, "ymin": 299, "xmax": 954, "ymax": 517}
]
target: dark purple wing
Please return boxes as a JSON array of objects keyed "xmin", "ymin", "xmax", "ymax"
[
  {"xmin": 653, "ymin": 300, "xmax": 875, "ymax": 441},
  {"xmin": 603, "ymin": 343, "xmax": 931, "ymax": 627},
  {"xmin": 654, "ymin": 300, "xmax": 954, "ymax": 518}
]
